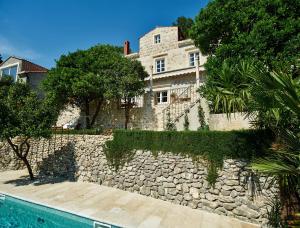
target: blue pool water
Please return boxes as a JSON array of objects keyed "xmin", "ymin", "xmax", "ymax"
[{"xmin": 0, "ymin": 195, "xmax": 119, "ymax": 228}]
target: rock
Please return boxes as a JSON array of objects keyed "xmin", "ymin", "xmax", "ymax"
[
  {"xmin": 190, "ymin": 187, "xmax": 200, "ymax": 199},
  {"xmin": 182, "ymin": 183, "xmax": 189, "ymax": 193},
  {"xmin": 166, "ymin": 188, "xmax": 177, "ymax": 196},
  {"xmin": 230, "ymin": 190, "xmax": 238, "ymax": 198},
  {"xmin": 202, "ymin": 200, "xmax": 219, "ymax": 209},
  {"xmin": 163, "ymin": 182, "xmax": 175, "ymax": 188},
  {"xmin": 184, "ymin": 193, "xmax": 192, "ymax": 201},
  {"xmin": 140, "ymin": 186, "xmax": 151, "ymax": 196},
  {"xmin": 191, "ymin": 182, "xmax": 202, "ymax": 188},
  {"xmin": 225, "ymin": 180, "xmax": 240, "ymax": 186},
  {"xmin": 221, "ymin": 190, "xmax": 231, "ymax": 196},
  {"xmin": 223, "ymin": 203, "xmax": 236, "ymax": 211},
  {"xmin": 158, "ymin": 186, "xmax": 165, "ymax": 196},
  {"xmin": 219, "ymin": 196, "xmax": 235, "ymax": 203},
  {"xmin": 176, "ymin": 184, "xmax": 182, "ymax": 191}
]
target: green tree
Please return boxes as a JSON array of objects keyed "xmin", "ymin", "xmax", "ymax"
[
  {"xmin": 105, "ymin": 58, "xmax": 147, "ymax": 129},
  {"xmin": 191, "ymin": 0, "xmax": 300, "ymax": 112},
  {"xmin": 173, "ymin": 16, "xmax": 194, "ymax": 39},
  {"xmin": 0, "ymin": 81, "xmax": 59, "ymax": 180},
  {"xmin": 43, "ymin": 45, "xmax": 123, "ymax": 128},
  {"xmin": 211, "ymin": 60, "xmax": 300, "ymax": 223},
  {"xmin": 0, "ymin": 54, "xmax": 3, "ymax": 64}
]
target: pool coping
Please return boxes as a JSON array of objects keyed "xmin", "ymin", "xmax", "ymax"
[
  {"xmin": 0, "ymin": 191, "xmax": 123, "ymax": 228},
  {"xmin": 0, "ymin": 170, "xmax": 261, "ymax": 228}
]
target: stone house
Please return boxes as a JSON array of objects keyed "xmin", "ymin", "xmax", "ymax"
[
  {"xmin": 58, "ymin": 26, "xmax": 250, "ymax": 131},
  {"xmin": 0, "ymin": 56, "xmax": 48, "ymax": 95}
]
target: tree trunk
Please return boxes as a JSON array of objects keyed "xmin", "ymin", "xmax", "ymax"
[
  {"xmin": 6, "ymin": 137, "xmax": 34, "ymax": 180},
  {"xmin": 90, "ymin": 99, "xmax": 103, "ymax": 127},
  {"xmin": 124, "ymin": 99, "xmax": 130, "ymax": 130},
  {"xmin": 21, "ymin": 156, "xmax": 34, "ymax": 180},
  {"xmin": 85, "ymin": 100, "xmax": 91, "ymax": 129}
]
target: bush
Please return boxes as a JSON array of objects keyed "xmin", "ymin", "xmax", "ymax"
[{"xmin": 105, "ymin": 129, "xmax": 273, "ymax": 184}]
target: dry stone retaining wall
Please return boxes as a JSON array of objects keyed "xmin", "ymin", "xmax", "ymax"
[{"xmin": 0, "ymin": 135, "xmax": 276, "ymax": 226}]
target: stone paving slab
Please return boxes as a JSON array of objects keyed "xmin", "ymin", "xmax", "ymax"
[{"xmin": 0, "ymin": 170, "xmax": 260, "ymax": 228}]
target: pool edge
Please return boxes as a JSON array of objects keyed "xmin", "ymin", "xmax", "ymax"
[{"xmin": 0, "ymin": 190, "xmax": 123, "ymax": 228}]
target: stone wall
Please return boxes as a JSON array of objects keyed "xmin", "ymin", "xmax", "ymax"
[{"xmin": 0, "ymin": 135, "xmax": 276, "ymax": 226}]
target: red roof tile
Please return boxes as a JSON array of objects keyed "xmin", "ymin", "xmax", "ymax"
[{"xmin": 20, "ymin": 59, "xmax": 48, "ymax": 73}]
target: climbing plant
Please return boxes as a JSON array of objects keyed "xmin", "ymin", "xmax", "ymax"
[
  {"xmin": 165, "ymin": 108, "xmax": 176, "ymax": 131},
  {"xmin": 183, "ymin": 112, "xmax": 189, "ymax": 131},
  {"xmin": 198, "ymin": 104, "xmax": 209, "ymax": 130},
  {"xmin": 104, "ymin": 129, "xmax": 272, "ymax": 185}
]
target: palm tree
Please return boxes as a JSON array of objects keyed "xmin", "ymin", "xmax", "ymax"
[
  {"xmin": 200, "ymin": 60, "xmax": 251, "ymax": 114},
  {"xmin": 205, "ymin": 60, "xmax": 300, "ymax": 223},
  {"xmin": 247, "ymin": 65, "xmax": 300, "ymax": 222}
]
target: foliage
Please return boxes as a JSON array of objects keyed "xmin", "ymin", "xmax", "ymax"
[
  {"xmin": 173, "ymin": 16, "xmax": 194, "ymax": 39},
  {"xmin": 199, "ymin": 60, "xmax": 253, "ymax": 113},
  {"xmin": 210, "ymin": 60, "xmax": 300, "ymax": 220},
  {"xmin": 104, "ymin": 57, "xmax": 147, "ymax": 129},
  {"xmin": 197, "ymin": 103, "xmax": 209, "ymax": 130},
  {"xmin": 266, "ymin": 197, "xmax": 286, "ymax": 228},
  {"xmin": 104, "ymin": 129, "xmax": 272, "ymax": 185},
  {"xmin": 191, "ymin": 0, "xmax": 300, "ymax": 112},
  {"xmin": 165, "ymin": 108, "xmax": 176, "ymax": 131},
  {"xmin": 43, "ymin": 45, "xmax": 123, "ymax": 128},
  {"xmin": 0, "ymin": 81, "xmax": 59, "ymax": 180},
  {"xmin": 0, "ymin": 54, "xmax": 2, "ymax": 64},
  {"xmin": 183, "ymin": 112, "xmax": 189, "ymax": 131}
]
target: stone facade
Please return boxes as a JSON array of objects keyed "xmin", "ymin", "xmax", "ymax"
[{"xmin": 0, "ymin": 135, "xmax": 276, "ymax": 226}]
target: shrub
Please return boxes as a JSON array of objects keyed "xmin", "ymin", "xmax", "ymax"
[{"xmin": 105, "ymin": 129, "xmax": 273, "ymax": 185}]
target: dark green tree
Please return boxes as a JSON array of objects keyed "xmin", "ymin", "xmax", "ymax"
[
  {"xmin": 173, "ymin": 16, "xmax": 194, "ymax": 39},
  {"xmin": 43, "ymin": 45, "xmax": 123, "ymax": 128},
  {"xmin": 0, "ymin": 54, "xmax": 3, "ymax": 64},
  {"xmin": 191, "ymin": 0, "xmax": 300, "ymax": 112},
  {"xmin": 105, "ymin": 58, "xmax": 148, "ymax": 129},
  {"xmin": 0, "ymin": 80, "xmax": 59, "ymax": 180}
]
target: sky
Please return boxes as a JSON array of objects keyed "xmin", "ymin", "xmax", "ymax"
[{"xmin": 0, "ymin": 0, "xmax": 209, "ymax": 68}]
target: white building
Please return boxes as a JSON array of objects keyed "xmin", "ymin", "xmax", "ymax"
[{"xmin": 0, "ymin": 56, "xmax": 48, "ymax": 95}]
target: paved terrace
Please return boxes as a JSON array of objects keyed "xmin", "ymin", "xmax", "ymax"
[{"xmin": 0, "ymin": 170, "xmax": 259, "ymax": 228}]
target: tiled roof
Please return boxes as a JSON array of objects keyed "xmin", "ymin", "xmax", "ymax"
[
  {"xmin": 0, "ymin": 56, "xmax": 48, "ymax": 73},
  {"xmin": 20, "ymin": 59, "xmax": 48, "ymax": 73}
]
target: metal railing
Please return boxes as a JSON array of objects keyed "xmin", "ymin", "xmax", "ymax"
[{"xmin": 162, "ymin": 84, "xmax": 200, "ymax": 129}]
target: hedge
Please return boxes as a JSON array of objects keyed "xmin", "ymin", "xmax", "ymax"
[{"xmin": 104, "ymin": 129, "xmax": 273, "ymax": 184}]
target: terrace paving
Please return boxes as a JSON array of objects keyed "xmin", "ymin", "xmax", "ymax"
[{"xmin": 0, "ymin": 170, "xmax": 259, "ymax": 228}]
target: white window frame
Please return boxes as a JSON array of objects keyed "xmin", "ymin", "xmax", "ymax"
[
  {"xmin": 156, "ymin": 90, "xmax": 168, "ymax": 104},
  {"xmin": 155, "ymin": 58, "xmax": 165, "ymax": 73},
  {"xmin": 189, "ymin": 52, "xmax": 200, "ymax": 67},
  {"xmin": 0, "ymin": 63, "xmax": 19, "ymax": 82},
  {"xmin": 154, "ymin": 34, "xmax": 161, "ymax": 44}
]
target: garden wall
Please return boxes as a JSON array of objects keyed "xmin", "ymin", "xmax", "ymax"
[{"xmin": 0, "ymin": 135, "xmax": 276, "ymax": 226}]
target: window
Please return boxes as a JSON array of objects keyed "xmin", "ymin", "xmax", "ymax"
[
  {"xmin": 1, "ymin": 65, "xmax": 18, "ymax": 81},
  {"xmin": 189, "ymin": 52, "xmax": 199, "ymax": 66},
  {"xmin": 156, "ymin": 91, "xmax": 168, "ymax": 104},
  {"xmin": 156, "ymin": 59, "xmax": 165, "ymax": 73},
  {"xmin": 154, "ymin": 34, "xmax": 161, "ymax": 44}
]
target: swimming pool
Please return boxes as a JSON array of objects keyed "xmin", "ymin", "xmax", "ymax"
[{"xmin": 0, "ymin": 194, "xmax": 120, "ymax": 228}]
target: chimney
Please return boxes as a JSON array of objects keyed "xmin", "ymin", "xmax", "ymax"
[{"xmin": 124, "ymin": 40, "xmax": 130, "ymax": 55}]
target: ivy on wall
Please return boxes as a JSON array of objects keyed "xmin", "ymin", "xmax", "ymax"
[{"xmin": 104, "ymin": 129, "xmax": 273, "ymax": 185}]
